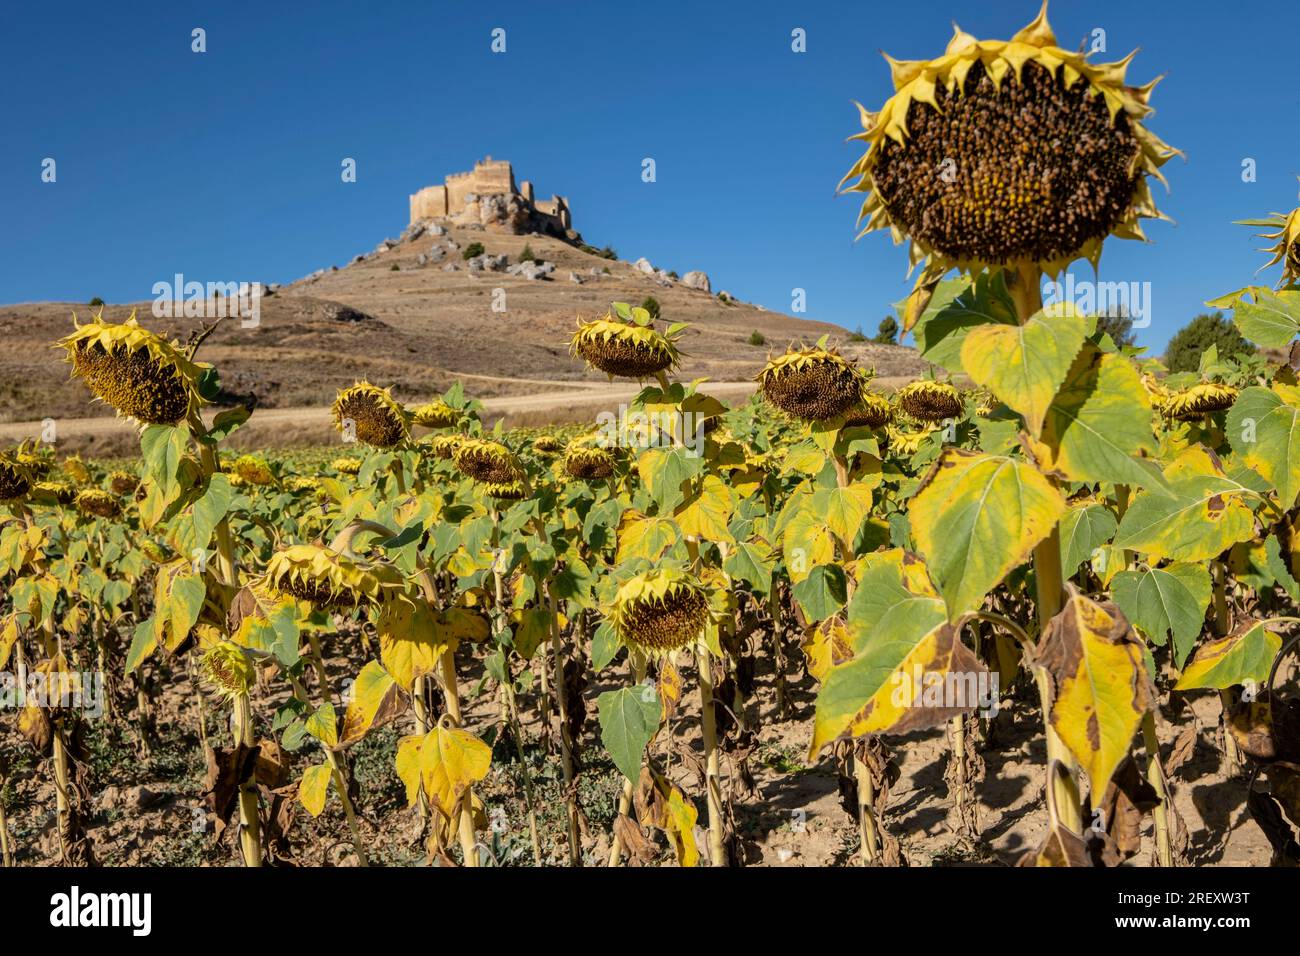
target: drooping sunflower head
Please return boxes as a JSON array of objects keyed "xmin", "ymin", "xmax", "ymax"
[
  {"xmin": 1163, "ymin": 382, "xmax": 1238, "ymax": 421},
  {"xmin": 886, "ymin": 422, "xmax": 938, "ymax": 456},
  {"xmin": 0, "ymin": 450, "xmax": 34, "ymax": 502},
  {"xmin": 75, "ymin": 488, "xmax": 122, "ymax": 519},
  {"xmin": 108, "ymin": 471, "xmax": 139, "ymax": 496},
  {"xmin": 57, "ymin": 312, "xmax": 209, "ymax": 425},
  {"xmin": 454, "ymin": 438, "xmax": 524, "ymax": 485},
  {"xmin": 840, "ymin": 3, "xmax": 1177, "ymax": 281},
  {"xmin": 757, "ymin": 346, "xmax": 863, "ymax": 423},
  {"xmin": 62, "ymin": 455, "xmax": 93, "ymax": 485},
  {"xmin": 569, "ymin": 307, "xmax": 683, "ymax": 379},
  {"xmin": 532, "ymin": 434, "xmax": 564, "ymax": 455},
  {"xmin": 483, "ymin": 480, "xmax": 528, "ymax": 502},
  {"xmin": 286, "ymin": 476, "xmax": 321, "ymax": 495},
  {"xmin": 201, "ymin": 641, "xmax": 256, "ymax": 700},
  {"xmin": 15, "ymin": 444, "xmax": 53, "ymax": 479},
  {"xmin": 31, "ymin": 481, "xmax": 77, "ymax": 506},
  {"xmin": 260, "ymin": 543, "xmax": 403, "ymax": 609},
  {"xmin": 331, "ymin": 456, "xmax": 362, "ymax": 475},
  {"xmin": 409, "ymin": 400, "xmax": 460, "ymax": 429},
  {"xmin": 331, "ymin": 382, "xmax": 409, "ymax": 448},
  {"xmin": 842, "ymin": 390, "xmax": 895, "ymax": 429},
  {"xmin": 607, "ymin": 568, "xmax": 714, "ymax": 656},
  {"xmin": 895, "ymin": 381, "xmax": 963, "ymax": 422},
  {"xmin": 231, "ymin": 454, "xmax": 276, "ymax": 486},
  {"xmin": 1243, "ymin": 205, "xmax": 1300, "ymax": 288},
  {"xmin": 563, "ymin": 444, "xmax": 617, "ymax": 481},
  {"xmin": 428, "ymin": 434, "xmax": 465, "ymax": 461}
]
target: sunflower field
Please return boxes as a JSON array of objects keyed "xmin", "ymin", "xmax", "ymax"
[{"xmin": 3, "ymin": 4, "xmax": 1300, "ymax": 870}]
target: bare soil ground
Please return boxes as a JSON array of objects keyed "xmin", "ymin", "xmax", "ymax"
[{"xmin": 0, "ymin": 617, "xmax": 1275, "ymax": 867}]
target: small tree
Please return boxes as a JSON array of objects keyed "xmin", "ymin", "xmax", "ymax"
[
  {"xmin": 748, "ymin": 330, "xmax": 767, "ymax": 346},
  {"xmin": 641, "ymin": 296, "xmax": 661, "ymax": 320},
  {"xmin": 519, "ymin": 243, "xmax": 536, "ymax": 263},
  {"xmin": 88, "ymin": 297, "xmax": 104, "ymax": 308},
  {"xmin": 874, "ymin": 315, "xmax": 899, "ymax": 344},
  {"xmin": 462, "ymin": 242, "xmax": 485, "ymax": 260},
  {"xmin": 1094, "ymin": 307, "xmax": 1137, "ymax": 348},
  {"xmin": 1164, "ymin": 312, "xmax": 1255, "ymax": 373}
]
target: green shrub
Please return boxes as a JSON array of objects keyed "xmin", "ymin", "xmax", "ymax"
[
  {"xmin": 847, "ymin": 328, "xmax": 867, "ymax": 343},
  {"xmin": 641, "ymin": 296, "xmax": 661, "ymax": 320},
  {"xmin": 718, "ymin": 292, "xmax": 732, "ymax": 304},
  {"xmin": 462, "ymin": 242, "xmax": 485, "ymax": 260},
  {"xmin": 390, "ymin": 264, "xmax": 400, "ymax": 271},
  {"xmin": 748, "ymin": 330, "xmax": 767, "ymax": 347},
  {"xmin": 519, "ymin": 243, "xmax": 535, "ymax": 263},
  {"xmin": 1164, "ymin": 312, "xmax": 1255, "ymax": 373},
  {"xmin": 88, "ymin": 297, "xmax": 104, "ymax": 308}
]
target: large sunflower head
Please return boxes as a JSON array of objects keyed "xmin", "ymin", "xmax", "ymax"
[
  {"xmin": 331, "ymin": 382, "xmax": 409, "ymax": 448},
  {"xmin": 1242, "ymin": 205, "xmax": 1300, "ymax": 288},
  {"xmin": 532, "ymin": 434, "xmax": 564, "ymax": 455},
  {"xmin": 757, "ymin": 346, "xmax": 864, "ymax": 422},
  {"xmin": 57, "ymin": 312, "xmax": 210, "ymax": 425},
  {"xmin": 840, "ymin": 3, "xmax": 1177, "ymax": 283},
  {"xmin": 75, "ymin": 488, "xmax": 122, "ymax": 519},
  {"xmin": 454, "ymin": 438, "xmax": 524, "ymax": 485},
  {"xmin": 563, "ymin": 444, "xmax": 617, "ymax": 480},
  {"xmin": 331, "ymin": 456, "xmax": 362, "ymax": 475},
  {"xmin": 409, "ymin": 400, "xmax": 460, "ymax": 429},
  {"xmin": 0, "ymin": 450, "xmax": 35, "ymax": 502},
  {"xmin": 569, "ymin": 305, "xmax": 683, "ymax": 379},
  {"xmin": 260, "ymin": 543, "xmax": 403, "ymax": 609},
  {"xmin": 483, "ymin": 479, "xmax": 528, "ymax": 502},
  {"xmin": 62, "ymin": 455, "xmax": 93, "ymax": 485},
  {"xmin": 895, "ymin": 380, "xmax": 963, "ymax": 422},
  {"xmin": 607, "ymin": 568, "xmax": 715, "ymax": 656},
  {"xmin": 1162, "ymin": 381, "xmax": 1238, "ymax": 421}
]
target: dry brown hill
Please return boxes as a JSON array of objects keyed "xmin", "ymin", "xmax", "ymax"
[{"xmin": 0, "ymin": 222, "xmax": 927, "ymax": 432}]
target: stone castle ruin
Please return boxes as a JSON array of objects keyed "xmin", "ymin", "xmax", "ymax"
[{"xmin": 409, "ymin": 157, "xmax": 574, "ymax": 238}]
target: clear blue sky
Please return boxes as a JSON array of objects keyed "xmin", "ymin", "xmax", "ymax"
[{"xmin": 3, "ymin": 0, "xmax": 1298, "ymax": 350}]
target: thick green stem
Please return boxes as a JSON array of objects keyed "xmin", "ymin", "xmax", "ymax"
[{"xmin": 232, "ymin": 693, "xmax": 263, "ymax": 867}]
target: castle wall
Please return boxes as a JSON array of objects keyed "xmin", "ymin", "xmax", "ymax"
[
  {"xmin": 409, "ymin": 158, "xmax": 573, "ymax": 236},
  {"xmin": 409, "ymin": 185, "xmax": 448, "ymax": 221}
]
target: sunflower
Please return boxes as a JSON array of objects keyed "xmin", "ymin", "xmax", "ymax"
[
  {"xmin": 108, "ymin": 471, "xmax": 139, "ymax": 496},
  {"xmin": 564, "ymin": 444, "xmax": 617, "ymax": 480},
  {"xmin": 286, "ymin": 476, "xmax": 321, "ymax": 494},
  {"xmin": 331, "ymin": 382, "xmax": 409, "ymax": 448},
  {"xmin": 31, "ymin": 481, "xmax": 77, "ymax": 506},
  {"xmin": 570, "ymin": 308, "xmax": 683, "ymax": 379},
  {"xmin": 16, "ymin": 445, "xmax": 53, "ymax": 478},
  {"xmin": 840, "ymin": 3, "xmax": 1177, "ymax": 292},
  {"xmin": 62, "ymin": 456, "xmax": 93, "ymax": 484},
  {"xmin": 607, "ymin": 568, "xmax": 715, "ymax": 656},
  {"xmin": 1163, "ymin": 382, "xmax": 1238, "ymax": 421},
  {"xmin": 895, "ymin": 381, "xmax": 963, "ymax": 422},
  {"xmin": 75, "ymin": 489, "xmax": 121, "ymax": 519},
  {"xmin": 0, "ymin": 451, "xmax": 34, "ymax": 502},
  {"xmin": 331, "ymin": 456, "xmax": 362, "ymax": 475},
  {"xmin": 260, "ymin": 544, "xmax": 403, "ymax": 609},
  {"xmin": 454, "ymin": 438, "xmax": 524, "ymax": 485},
  {"xmin": 139, "ymin": 538, "xmax": 174, "ymax": 564},
  {"xmin": 1241, "ymin": 205, "xmax": 1300, "ymax": 288},
  {"xmin": 201, "ymin": 642, "xmax": 256, "ymax": 700},
  {"xmin": 57, "ymin": 312, "xmax": 210, "ymax": 425},
  {"xmin": 428, "ymin": 434, "xmax": 465, "ymax": 461},
  {"xmin": 758, "ymin": 347, "xmax": 863, "ymax": 422},
  {"xmin": 887, "ymin": 423, "xmax": 938, "ymax": 456},
  {"xmin": 483, "ymin": 480, "xmax": 528, "ymax": 501},
  {"xmin": 231, "ymin": 454, "xmax": 276, "ymax": 486},
  {"xmin": 842, "ymin": 390, "xmax": 894, "ymax": 429},
  {"xmin": 409, "ymin": 400, "xmax": 460, "ymax": 429},
  {"xmin": 532, "ymin": 434, "xmax": 563, "ymax": 454}
]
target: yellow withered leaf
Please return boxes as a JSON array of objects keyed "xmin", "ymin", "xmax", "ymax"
[
  {"xmin": 1174, "ymin": 620, "xmax": 1283, "ymax": 692},
  {"xmin": 340, "ymin": 660, "xmax": 406, "ymax": 745},
  {"xmin": 396, "ymin": 724, "xmax": 492, "ymax": 822},
  {"xmin": 616, "ymin": 510, "xmax": 679, "ymax": 564},
  {"xmin": 298, "ymin": 764, "xmax": 332, "ymax": 818},
  {"xmin": 1033, "ymin": 593, "xmax": 1152, "ymax": 796},
  {"xmin": 377, "ymin": 599, "xmax": 448, "ymax": 690},
  {"xmin": 674, "ymin": 474, "xmax": 737, "ymax": 544},
  {"xmin": 664, "ymin": 786, "xmax": 700, "ymax": 868}
]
